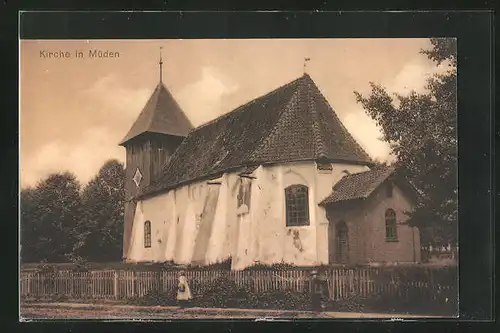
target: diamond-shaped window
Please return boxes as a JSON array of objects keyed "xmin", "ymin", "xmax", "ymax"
[{"xmin": 133, "ymin": 168, "xmax": 143, "ymax": 187}]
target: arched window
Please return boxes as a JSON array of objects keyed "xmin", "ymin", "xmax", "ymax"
[
  {"xmin": 385, "ymin": 209, "xmax": 397, "ymax": 241},
  {"xmin": 285, "ymin": 185, "xmax": 309, "ymax": 227},
  {"xmin": 144, "ymin": 221, "xmax": 152, "ymax": 248}
]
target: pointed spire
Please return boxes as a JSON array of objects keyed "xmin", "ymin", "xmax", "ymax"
[
  {"xmin": 303, "ymin": 57, "xmax": 311, "ymax": 74},
  {"xmin": 159, "ymin": 46, "xmax": 164, "ymax": 83}
]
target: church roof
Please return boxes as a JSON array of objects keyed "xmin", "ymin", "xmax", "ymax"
[
  {"xmin": 138, "ymin": 73, "xmax": 373, "ymax": 198},
  {"xmin": 119, "ymin": 82, "xmax": 193, "ymax": 145},
  {"xmin": 319, "ymin": 165, "xmax": 397, "ymax": 205}
]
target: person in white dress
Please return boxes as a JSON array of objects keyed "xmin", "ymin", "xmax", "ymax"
[{"xmin": 176, "ymin": 271, "xmax": 192, "ymax": 308}]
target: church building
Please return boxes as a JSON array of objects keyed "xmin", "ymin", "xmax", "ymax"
[{"xmin": 119, "ymin": 61, "xmax": 422, "ymax": 270}]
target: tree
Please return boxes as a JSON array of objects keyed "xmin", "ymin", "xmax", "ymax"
[
  {"xmin": 21, "ymin": 172, "xmax": 83, "ymax": 262},
  {"xmin": 20, "ymin": 187, "xmax": 38, "ymax": 262},
  {"xmin": 74, "ymin": 159, "xmax": 125, "ymax": 262},
  {"xmin": 354, "ymin": 38, "xmax": 457, "ymax": 246}
]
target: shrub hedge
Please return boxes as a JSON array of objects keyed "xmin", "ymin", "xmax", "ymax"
[
  {"xmin": 126, "ymin": 272, "xmax": 457, "ymax": 316},
  {"xmin": 126, "ymin": 275, "xmax": 314, "ymax": 311}
]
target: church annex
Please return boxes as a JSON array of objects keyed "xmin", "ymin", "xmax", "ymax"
[{"xmin": 119, "ymin": 69, "xmax": 421, "ymax": 270}]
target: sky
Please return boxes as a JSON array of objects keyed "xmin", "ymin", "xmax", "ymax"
[{"xmin": 20, "ymin": 38, "xmax": 449, "ymax": 189}]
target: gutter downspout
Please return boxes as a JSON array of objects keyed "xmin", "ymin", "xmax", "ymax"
[
  {"xmin": 412, "ymin": 227, "xmax": 416, "ymax": 263},
  {"xmin": 363, "ymin": 212, "xmax": 368, "ymax": 262}
]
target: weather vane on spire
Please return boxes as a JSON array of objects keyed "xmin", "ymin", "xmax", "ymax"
[
  {"xmin": 303, "ymin": 57, "xmax": 311, "ymax": 74},
  {"xmin": 159, "ymin": 46, "xmax": 164, "ymax": 83}
]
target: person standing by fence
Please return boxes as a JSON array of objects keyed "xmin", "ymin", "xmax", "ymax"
[{"xmin": 176, "ymin": 271, "xmax": 192, "ymax": 308}]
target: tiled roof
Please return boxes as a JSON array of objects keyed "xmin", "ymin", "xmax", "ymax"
[
  {"xmin": 139, "ymin": 74, "xmax": 373, "ymax": 198},
  {"xmin": 319, "ymin": 165, "xmax": 396, "ymax": 205},
  {"xmin": 119, "ymin": 82, "xmax": 193, "ymax": 145}
]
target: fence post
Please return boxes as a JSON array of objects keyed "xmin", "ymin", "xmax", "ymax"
[
  {"xmin": 156, "ymin": 268, "xmax": 163, "ymax": 294},
  {"xmin": 131, "ymin": 271, "xmax": 135, "ymax": 297},
  {"xmin": 429, "ymin": 268, "xmax": 435, "ymax": 301},
  {"xmin": 114, "ymin": 271, "xmax": 118, "ymax": 300},
  {"xmin": 27, "ymin": 272, "xmax": 31, "ymax": 296}
]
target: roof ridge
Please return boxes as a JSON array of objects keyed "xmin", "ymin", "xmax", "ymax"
[
  {"xmin": 321, "ymin": 165, "xmax": 397, "ymax": 205},
  {"xmin": 156, "ymin": 77, "xmax": 304, "ymax": 188},
  {"xmin": 334, "ymin": 165, "xmax": 395, "ymax": 187},
  {"xmin": 312, "ymin": 85, "xmax": 372, "ymax": 162},
  {"xmin": 155, "ymin": 80, "xmax": 299, "ymax": 177},
  {"xmin": 141, "ymin": 73, "xmax": 376, "ymax": 196},
  {"xmin": 359, "ymin": 165, "xmax": 396, "ymax": 196},
  {"xmin": 248, "ymin": 89, "xmax": 301, "ymax": 161},
  {"xmin": 151, "ymin": 82, "xmax": 194, "ymax": 129},
  {"xmin": 191, "ymin": 75, "xmax": 305, "ymax": 133},
  {"xmin": 303, "ymin": 76, "xmax": 328, "ymax": 159},
  {"xmin": 144, "ymin": 83, "xmax": 163, "ymax": 130},
  {"xmin": 118, "ymin": 84, "xmax": 160, "ymax": 144},
  {"xmin": 119, "ymin": 81, "xmax": 192, "ymax": 145},
  {"xmin": 352, "ymin": 164, "xmax": 393, "ymax": 175}
]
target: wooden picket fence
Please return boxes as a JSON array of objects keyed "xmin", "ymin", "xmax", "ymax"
[{"xmin": 20, "ymin": 266, "xmax": 457, "ymax": 304}]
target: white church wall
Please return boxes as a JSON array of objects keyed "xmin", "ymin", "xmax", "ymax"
[
  {"xmin": 127, "ymin": 173, "xmax": 239, "ymax": 265},
  {"xmin": 225, "ymin": 172, "xmax": 241, "ymax": 264},
  {"xmin": 246, "ymin": 165, "xmax": 283, "ymax": 268},
  {"xmin": 204, "ymin": 174, "xmax": 230, "ymax": 263},
  {"xmin": 127, "ymin": 201, "xmax": 147, "ymax": 261},
  {"xmin": 127, "ymin": 161, "xmax": 371, "ymax": 269},
  {"xmin": 249, "ymin": 167, "xmax": 263, "ymax": 264},
  {"xmin": 233, "ymin": 202, "xmax": 253, "ymax": 267},
  {"xmin": 128, "ymin": 196, "xmax": 167, "ymax": 262},
  {"xmin": 281, "ymin": 163, "xmax": 318, "ymax": 265},
  {"xmin": 232, "ymin": 162, "xmax": 320, "ymax": 269},
  {"xmin": 164, "ymin": 190, "xmax": 178, "ymax": 261}
]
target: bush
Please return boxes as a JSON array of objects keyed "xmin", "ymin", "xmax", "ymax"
[
  {"xmin": 243, "ymin": 261, "xmax": 299, "ymax": 271},
  {"xmin": 194, "ymin": 275, "xmax": 248, "ymax": 308},
  {"xmin": 326, "ymin": 292, "xmax": 368, "ymax": 313},
  {"xmin": 323, "ymin": 289, "xmax": 457, "ymax": 316},
  {"xmin": 256, "ymin": 288, "xmax": 312, "ymax": 310},
  {"xmin": 126, "ymin": 286, "xmax": 178, "ymax": 306},
  {"xmin": 51, "ymin": 293, "xmax": 69, "ymax": 302},
  {"xmin": 187, "ymin": 258, "xmax": 232, "ymax": 271},
  {"xmin": 192, "ymin": 275, "xmax": 313, "ymax": 310}
]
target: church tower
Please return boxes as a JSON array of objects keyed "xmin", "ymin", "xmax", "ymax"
[{"xmin": 119, "ymin": 49, "xmax": 193, "ymax": 261}]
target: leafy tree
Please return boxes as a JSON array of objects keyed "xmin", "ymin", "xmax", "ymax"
[
  {"xmin": 73, "ymin": 159, "xmax": 125, "ymax": 262},
  {"xmin": 20, "ymin": 187, "xmax": 38, "ymax": 262},
  {"xmin": 354, "ymin": 38, "xmax": 457, "ymax": 246},
  {"xmin": 21, "ymin": 172, "xmax": 83, "ymax": 262}
]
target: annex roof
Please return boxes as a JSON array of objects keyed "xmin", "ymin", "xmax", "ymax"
[{"xmin": 319, "ymin": 165, "xmax": 397, "ymax": 206}]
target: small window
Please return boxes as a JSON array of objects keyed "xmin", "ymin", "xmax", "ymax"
[
  {"xmin": 285, "ymin": 185, "xmax": 310, "ymax": 227},
  {"xmin": 144, "ymin": 221, "xmax": 152, "ymax": 248},
  {"xmin": 385, "ymin": 209, "xmax": 397, "ymax": 241},
  {"xmin": 317, "ymin": 162, "xmax": 333, "ymax": 173},
  {"xmin": 237, "ymin": 179, "xmax": 252, "ymax": 209},
  {"xmin": 386, "ymin": 182, "xmax": 393, "ymax": 198}
]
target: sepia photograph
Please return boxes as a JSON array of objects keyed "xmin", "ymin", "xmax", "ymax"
[{"xmin": 20, "ymin": 37, "xmax": 458, "ymax": 320}]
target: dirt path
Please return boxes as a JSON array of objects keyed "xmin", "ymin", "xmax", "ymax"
[
  {"xmin": 20, "ymin": 302, "xmax": 446, "ymax": 320},
  {"xmin": 21, "ymin": 307, "xmax": 259, "ymax": 320},
  {"xmin": 21, "ymin": 304, "xmax": 328, "ymax": 320}
]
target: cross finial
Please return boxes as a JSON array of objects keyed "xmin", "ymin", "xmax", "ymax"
[
  {"xmin": 159, "ymin": 46, "xmax": 164, "ymax": 83},
  {"xmin": 303, "ymin": 57, "xmax": 311, "ymax": 74}
]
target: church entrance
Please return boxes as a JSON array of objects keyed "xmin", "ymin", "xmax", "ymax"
[{"xmin": 335, "ymin": 221, "xmax": 349, "ymax": 264}]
